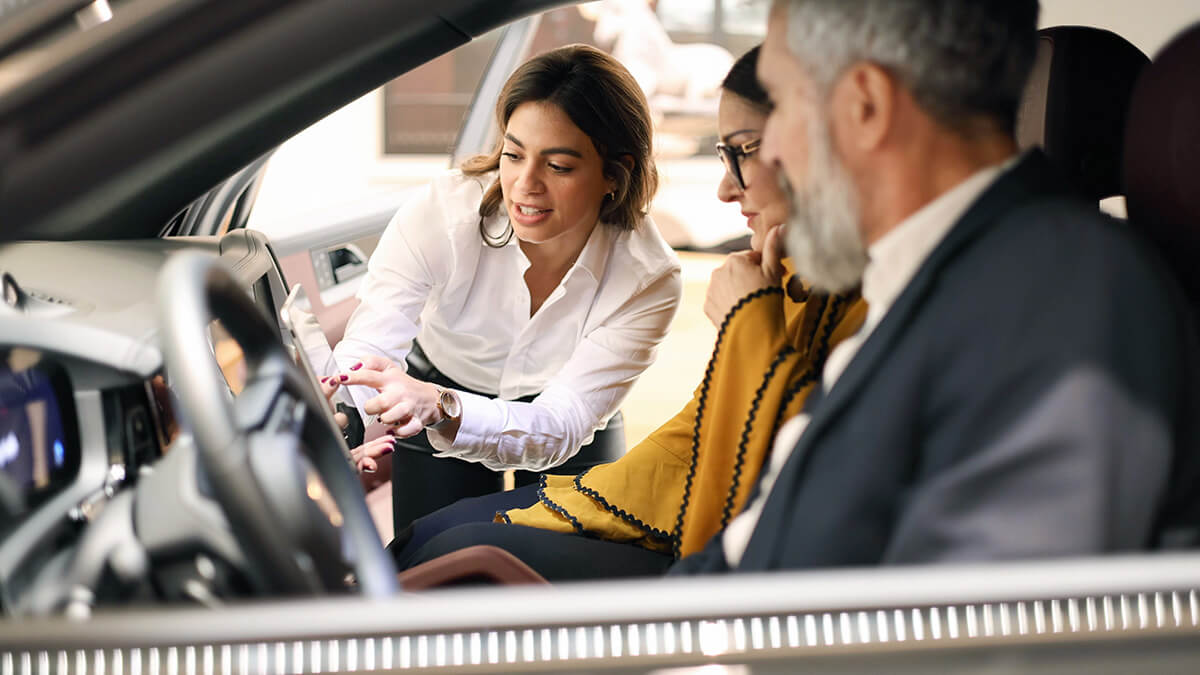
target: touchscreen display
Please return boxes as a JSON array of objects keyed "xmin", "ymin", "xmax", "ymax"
[{"xmin": 0, "ymin": 366, "xmax": 69, "ymax": 491}]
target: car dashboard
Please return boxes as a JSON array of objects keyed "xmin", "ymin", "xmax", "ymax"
[{"xmin": 0, "ymin": 230, "xmax": 293, "ymax": 616}]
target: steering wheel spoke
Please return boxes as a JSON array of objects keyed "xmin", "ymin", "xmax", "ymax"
[
  {"xmin": 235, "ymin": 372, "xmax": 306, "ymax": 435},
  {"xmin": 155, "ymin": 252, "xmax": 398, "ymax": 598}
]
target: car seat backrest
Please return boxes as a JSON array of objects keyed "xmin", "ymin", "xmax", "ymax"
[
  {"xmin": 1121, "ymin": 22, "xmax": 1200, "ymax": 550},
  {"xmin": 1123, "ymin": 23, "xmax": 1200, "ymax": 304},
  {"xmin": 1016, "ymin": 26, "xmax": 1149, "ymax": 201}
]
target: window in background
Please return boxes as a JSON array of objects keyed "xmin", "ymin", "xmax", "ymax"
[
  {"xmin": 381, "ymin": 6, "xmax": 597, "ymax": 156},
  {"xmin": 380, "ymin": 1, "xmax": 764, "ymax": 161},
  {"xmin": 381, "ymin": 31, "xmax": 501, "ymax": 155}
]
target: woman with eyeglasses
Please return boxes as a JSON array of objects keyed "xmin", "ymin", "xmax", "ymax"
[{"xmin": 390, "ymin": 46, "xmax": 868, "ymax": 580}]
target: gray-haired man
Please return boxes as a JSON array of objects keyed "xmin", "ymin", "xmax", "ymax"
[{"xmin": 672, "ymin": 0, "xmax": 1200, "ymax": 574}]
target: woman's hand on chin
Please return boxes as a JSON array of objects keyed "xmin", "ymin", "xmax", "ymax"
[
  {"xmin": 703, "ymin": 224, "xmax": 786, "ymax": 327},
  {"xmin": 338, "ymin": 355, "xmax": 442, "ymax": 439}
]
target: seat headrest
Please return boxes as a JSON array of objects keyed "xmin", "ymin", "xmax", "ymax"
[
  {"xmin": 1016, "ymin": 26, "xmax": 1148, "ymax": 201},
  {"xmin": 1123, "ymin": 23, "xmax": 1200, "ymax": 302}
]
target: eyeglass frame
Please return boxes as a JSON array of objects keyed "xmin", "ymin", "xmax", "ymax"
[{"xmin": 715, "ymin": 138, "xmax": 761, "ymax": 191}]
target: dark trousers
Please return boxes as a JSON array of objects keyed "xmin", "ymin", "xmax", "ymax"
[
  {"xmin": 390, "ymin": 415, "xmax": 625, "ymax": 533},
  {"xmin": 401, "ymin": 521, "xmax": 674, "ymax": 582},
  {"xmin": 388, "ymin": 484, "xmax": 541, "ymax": 569},
  {"xmin": 388, "ymin": 481, "xmax": 673, "ymax": 583},
  {"xmin": 390, "ymin": 341, "xmax": 626, "ymax": 532}
]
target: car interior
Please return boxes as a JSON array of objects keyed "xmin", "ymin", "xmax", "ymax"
[{"xmin": 0, "ymin": 0, "xmax": 1198, "ymax": 672}]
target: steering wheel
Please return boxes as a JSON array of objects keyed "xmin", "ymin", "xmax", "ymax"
[{"xmin": 155, "ymin": 252, "xmax": 397, "ymax": 597}]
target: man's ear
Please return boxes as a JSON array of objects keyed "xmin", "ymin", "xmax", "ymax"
[{"xmin": 834, "ymin": 62, "xmax": 896, "ymax": 153}]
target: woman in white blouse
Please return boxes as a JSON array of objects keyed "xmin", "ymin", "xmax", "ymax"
[{"xmin": 329, "ymin": 44, "xmax": 682, "ymax": 532}]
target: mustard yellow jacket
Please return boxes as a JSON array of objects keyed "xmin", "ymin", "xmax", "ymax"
[{"xmin": 501, "ymin": 280, "xmax": 866, "ymax": 558}]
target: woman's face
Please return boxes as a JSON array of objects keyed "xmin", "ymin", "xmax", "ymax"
[
  {"xmin": 499, "ymin": 101, "xmax": 613, "ymax": 252},
  {"xmin": 716, "ymin": 91, "xmax": 788, "ymax": 253}
]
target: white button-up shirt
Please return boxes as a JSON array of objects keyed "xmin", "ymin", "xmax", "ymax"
[
  {"xmin": 721, "ymin": 157, "xmax": 1015, "ymax": 567},
  {"xmin": 332, "ymin": 171, "xmax": 682, "ymax": 471}
]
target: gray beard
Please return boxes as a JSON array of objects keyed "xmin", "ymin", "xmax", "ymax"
[{"xmin": 779, "ymin": 116, "xmax": 868, "ymax": 293}]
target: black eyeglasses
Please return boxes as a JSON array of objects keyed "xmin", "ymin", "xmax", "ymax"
[{"xmin": 715, "ymin": 138, "xmax": 761, "ymax": 191}]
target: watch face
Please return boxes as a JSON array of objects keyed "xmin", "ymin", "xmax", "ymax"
[{"xmin": 439, "ymin": 390, "xmax": 461, "ymax": 419}]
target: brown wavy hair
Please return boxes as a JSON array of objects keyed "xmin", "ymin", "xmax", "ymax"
[{"xmin": 461, "ymin": 44, "xmax": 658, "ymax": 246}]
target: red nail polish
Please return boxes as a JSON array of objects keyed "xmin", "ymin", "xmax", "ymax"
[
  {"xmin": 339, "ymin": 374, "xmax": 348, "ymax": 382},
  {"xmin": 320, "ymin": 376, "xmax": 328, "ymax": 383},
  {"xmin": 350, "ymin": 362, "xmax": 363, "ymax": 371}
]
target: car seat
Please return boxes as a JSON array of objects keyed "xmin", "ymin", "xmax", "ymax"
[
  {"xmin": 1016, "ymin": 26, "xmax": 1149, "ymax": 201},
  {"xmin": 397, "ymin": 544, "xmax": 549, "ymax": 588},
  {"xmin": 1119, "ymin": 22, "xmax": 1200, "ymax": 549}
]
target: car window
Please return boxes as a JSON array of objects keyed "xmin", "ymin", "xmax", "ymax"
[
  {"xmin": 380, "ymin": 29, "xmax": 502, "ymax": 155},
  {"xmin": 250, "ymin": 1, "xmax": 762, "ymax": 248},
  {"xmin": 657, "ymin": 0, "xmax": 769, "ymax": 40}
]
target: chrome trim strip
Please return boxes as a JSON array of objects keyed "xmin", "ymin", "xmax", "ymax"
[
  {"xmin": 8, "ymin": 555, "xmax": 1200, "ymax": 672},
  {"xmin": 5, "ymin": 589, "xmax": 1197, "ymax": 673}
]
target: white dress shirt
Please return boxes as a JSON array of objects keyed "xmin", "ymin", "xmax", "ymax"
[
  {"xmin": 721, "ymin": 157, "xmax": 1016, "ymax": 567},
  {"xmin": 331, "ymin": 170, "xmax": 682, "ymax": 471}
]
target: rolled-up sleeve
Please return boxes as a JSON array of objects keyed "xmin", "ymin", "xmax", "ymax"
[{"xmin": 428, "ymin": 267, "xmax": 683, "ymax": 471}]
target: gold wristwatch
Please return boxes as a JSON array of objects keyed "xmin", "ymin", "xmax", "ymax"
[{"xmin": 429, "ymin": 387, "xmax": 462, "ymax": 428}]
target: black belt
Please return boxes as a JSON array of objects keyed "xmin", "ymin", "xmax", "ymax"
[{"xmin": 406, "ymin": 339, "xmax": 538, "ymax": 403}]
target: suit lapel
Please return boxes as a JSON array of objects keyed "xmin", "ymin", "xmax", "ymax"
[{"xmin": 739, "ymin": 151, "xmax": 1063, "ymax": 569}]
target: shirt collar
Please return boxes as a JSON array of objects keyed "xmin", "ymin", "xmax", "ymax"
[
  {"xmin": 861, "ymin": 154, "xmax": 1020, "ymax": 318},
  {"xmin": 571, "ymin": 221, "xmax": 614, "ymax": 284}
]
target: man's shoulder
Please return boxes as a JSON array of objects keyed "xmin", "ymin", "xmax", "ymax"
[
  {"xmin": 981, "ymin": 194, "xmax": 1175, "ymax": 298},
  {"xmin": 922, "ymin": 189, "xmax": 1192, "ymax": 364},
  {"xmin": 960, "ymin": 153, "xmax": 1165, "ymax": 288}
]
